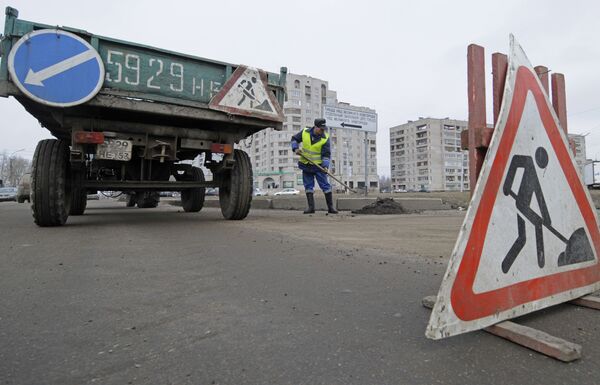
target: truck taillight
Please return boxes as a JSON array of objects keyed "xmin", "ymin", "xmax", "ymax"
[
  {"xmin": 74, "ymin": 131, "xmax": 105, "ymax": 144},
  {"xmin": 211, "ymin": 143, "xmax": 233, "ymax": 154}
]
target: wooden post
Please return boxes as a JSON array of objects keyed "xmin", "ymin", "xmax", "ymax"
[
  {"xmin": 551, "ymin": 73, "xmax": 568, "ymax": 134},
  {"xmin": 467, "ymin": 44, "xmax": 487, "ymax": 195},
  {"xmin": 534, "ymin": 65, "xmax": 550, "ymax": 95},
  {"xmin": 492, "ymin": 53, "xmax": 508, "ymax": 125}
]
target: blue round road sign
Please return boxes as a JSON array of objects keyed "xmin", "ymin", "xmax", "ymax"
[{"xmin": 8, "ymin": 29, "xmax": 105, "ymax": 107}]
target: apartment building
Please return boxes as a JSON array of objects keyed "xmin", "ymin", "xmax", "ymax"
[
  {"xmin": 389, "ymin": 117, "xmax": 469, "ymax": 192},
  {"xmin": 568, "ymin": 133, "xmax": 586, "ymax": 173},
  {"xmin": 241, "ymin": 73, "xmax": 377, "ymax": 192}
]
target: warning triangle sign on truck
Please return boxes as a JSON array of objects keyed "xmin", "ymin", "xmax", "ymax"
[
  {"xmin": 209, "ymin": 65, "xmax": 284, "ymax": 122},
  {"xmin": 426, "ymin": 36, "xmax": 600, "ymax": 340}
]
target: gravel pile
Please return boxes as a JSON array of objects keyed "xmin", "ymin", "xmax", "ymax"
[{"xmin": 352, "ymin": 198, "xmax": 409, "ymax": 215}]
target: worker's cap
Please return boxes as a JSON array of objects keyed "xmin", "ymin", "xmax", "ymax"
[{"xmin": 314, "ymin": 118, "xmax": 328, "ymax": 129}]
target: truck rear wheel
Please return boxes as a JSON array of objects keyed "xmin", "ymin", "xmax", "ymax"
[
  {"xmin": 125, "ymin": 194, "xmax": 136, "ymax": 207},
  {"xmin": 179, "ymin": 167, "xmax": 205, "ymax": 213},
  {"xmin": 137, "ymin": 192, "xmax": 159, "ymax": 208},
  {"xmin": 219, "ymin": 149, "xmax": 252, "ymax": 220},
  {"xmin": 69, "ymin": 170, "xmax": 87, "ymax": 215},
  {"xmin": 31, "ymin": 139, "xmax": 72, "ymax": 226}
]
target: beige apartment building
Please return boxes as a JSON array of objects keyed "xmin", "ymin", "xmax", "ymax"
[
  {"xmin": 241, "ymin": 73, "xmax": 377, "ymax": 193},
  {"xmin": 568, "ymin": 133, "xmax": 586, "ymax": 173},
  {"xmin": 390, "ymin": 117, "xmax": 469, "ymax": 192}
]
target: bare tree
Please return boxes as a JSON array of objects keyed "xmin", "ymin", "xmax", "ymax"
[
  {"xmin": 0, "ymin": 152, "xmax": 31, "ymax": 187},
  {"xmin": 379, "ymin": 175, "xmax": 391, "ymax": 192}
]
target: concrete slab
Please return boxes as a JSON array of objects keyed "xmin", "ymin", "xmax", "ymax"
[
  {"xmin": 271, "ymin": 196, "xmax": 327, "ymax": 211},
  {"xmin": 251, "ymin": 199, "xmax": 272, "ymax": 210},
  {"xmin": 336, "ymin": 198, "xmax": 377, "ymax": 211},
  {"xmin": 395, "ymin": 198, "xmax": 451, "ymax": 211}
]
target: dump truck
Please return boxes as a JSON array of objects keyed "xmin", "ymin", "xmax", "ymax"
[{"xmin": 0, "ymin": 7, "xmax": 286, "ymax": 226}]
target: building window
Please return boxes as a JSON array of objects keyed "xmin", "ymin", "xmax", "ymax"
[
  {"xmin": 294, "ymin": 80, "xmax": 300, "ymax": 89},
  {"xmin": 285, "ymin": 107, "xmax": 302, "ymax": 115}
]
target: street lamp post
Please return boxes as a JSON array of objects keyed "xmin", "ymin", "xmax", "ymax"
[{"xmin": 9, "ymin": 148, "xmax": 25, "ymax": 187}]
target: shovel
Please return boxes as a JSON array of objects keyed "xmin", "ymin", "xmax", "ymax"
[
  {"xmin": 297, "ymin": 150, "xmax": 358, "ymax": 194},
  {"xmin": 507, "ymin": 191, "xmax": 594, "ymax": 266}
]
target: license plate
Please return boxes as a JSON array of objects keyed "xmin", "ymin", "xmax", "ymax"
[{"xmin": 96, "ymin": 139, "xmax": 132, "ymax": 161}]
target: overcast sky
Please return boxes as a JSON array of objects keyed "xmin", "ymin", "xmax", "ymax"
[{"xmin": 1, "ymin": 0, "xmax": 599, "ymax": 176}]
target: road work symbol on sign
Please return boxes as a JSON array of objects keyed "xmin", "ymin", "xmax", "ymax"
[
  {"xmin": 426, "ymin": 35, "xmax": 600, "ymax": 340},
  {"xmin": 209, "ymin": 65, "xmax": 284, "ymax": 122},
  {"xmin": 8, "ymin": 29, "xmax": 105, "ymax": 107},
  {"xmin": 502, "ymin": 147, "xmax": 594, "ymax": 273}
]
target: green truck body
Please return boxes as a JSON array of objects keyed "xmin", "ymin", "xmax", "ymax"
[{"xmin": 0, "ymin": 7, "xmax": 286, "ymax": 121}]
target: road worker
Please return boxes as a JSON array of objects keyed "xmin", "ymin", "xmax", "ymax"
[{"xmin": 290, "ymin": 118, "xmax": 338, "ymax": 214}]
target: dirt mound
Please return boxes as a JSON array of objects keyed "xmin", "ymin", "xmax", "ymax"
[{"xmin": 352, "ymin": 198, "xmax": 410, "ymax": 215}]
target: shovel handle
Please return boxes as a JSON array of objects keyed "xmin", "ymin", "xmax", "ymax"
[{"xmin": 298, "ymin": 151, "xmax": 358, "ymax": 193}]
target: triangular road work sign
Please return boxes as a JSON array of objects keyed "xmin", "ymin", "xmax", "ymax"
[
  {"xmin": 209, "ymin": 65, "xmax": 284, "ymax": 122},
  {"xmin": 426, "ymin": 36, "xmax": 600, "ymax": 339}
]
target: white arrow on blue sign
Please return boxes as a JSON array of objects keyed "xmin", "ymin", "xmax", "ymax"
[{"xmin": 8, "ymin": 29, "xmax": 105, "ymax": 107}]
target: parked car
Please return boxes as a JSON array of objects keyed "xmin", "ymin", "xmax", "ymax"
[
  {"xmin": 205, "ymin": 187, "xmax": 219, "ymax": 196},
  {"xmin": 393, "ymin": 188, "xmax": 407, "ymax": 193},
  {"xmin": 0, "ymin": 187, "xmax": 18, "ymax": 202},
  {"xmin": 274, "ymin": 188, "xmax": 300, "ymax": 196},
  {"xmin": 253, "ymin": 188, "xmax": 267, "ymax": 196},
  {"xmin": 17, "ymin": 173, "xmax": 31, "ymax": 203}
]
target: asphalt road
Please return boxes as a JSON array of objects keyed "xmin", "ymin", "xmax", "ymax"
[{"xmin": 1, "ymin": 201, "xmax": 600, "ymax": 385}]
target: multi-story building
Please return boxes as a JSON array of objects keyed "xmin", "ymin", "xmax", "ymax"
[
  {"xmin": 389, "ymin": 117, "xmax": 469, "ymax": 192},
  {"xmin": 568, "ymin": 133, "xmax": 586, "ymax": 173},
  {"xmin": 241, "ymin": 73, "xmax": 377, "ymax": 192},
  {"xmin": 328, "ymin": 103, "xmax": 378, "ymax": 191}
]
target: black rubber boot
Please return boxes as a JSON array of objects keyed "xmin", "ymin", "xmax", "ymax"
[
  {"xmin": 303, "ymin": 192, "xmax": 315, "ymax": 214},
  {"xmin": 325, "ymin": 192, "xmax": 338, "ymax": 214}
]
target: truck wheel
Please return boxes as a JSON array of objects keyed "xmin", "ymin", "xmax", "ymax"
[
  {"xmin": 179, "ymin": 167, "xmax": 205, "ymax": 212},
  {"xmin": 137, "ymin": 192, "xmax": 159, "ymax": 208},
  {"xmin": 219, "ymin": 149, "xmax": 252, "ymax": 220},
  {"xmin": 125, "ymin": 194, "xmax": 136, "ymax": 207},
  {"xmin": 69, "ymin": 170, "xmax": 87, "ymax": 215},
  {"xmin": 31, "ymin": 139, "xmax": 72, "ymax": 226}
]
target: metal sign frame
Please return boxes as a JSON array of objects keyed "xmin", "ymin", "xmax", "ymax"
[
  {"xmin": 8, "ymin": 29, "xmax": 105, "ymax": 107},
  {"xmin": 209, "ymin": 65, "xmax": 284, "ymax": 123}
]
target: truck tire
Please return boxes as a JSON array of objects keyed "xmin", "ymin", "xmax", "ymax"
[
  {"xmin": 179, "ymin": 167, "xmax": 205, "ymax": 213},
  {"xmin": 69, "ymin": 170, "xmax": 87, "ymax": 215},
  {"xmin": 219, "ymin": 149, "xmax": 252, "ymax": 220},
  {"xmin": 136, "ymin": 192, "xmax": 159, "ymax": 208},
  {"xmin": 31, "ymin": 139, "xmax": 72, "ymax": 226},
  {"xmin": 125, "ymin": 194, "xmax": 136, "ymax": 207}
]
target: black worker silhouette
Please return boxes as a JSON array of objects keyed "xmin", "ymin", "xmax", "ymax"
[
  {"xmin": 502, "ymin": 146, "xmax": 594, "ymax": 274},
  {"xmin": 237, "ymin": 76, "xmax": 258, "ymax": 107}
]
